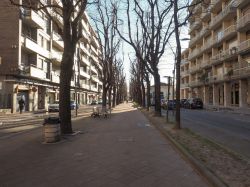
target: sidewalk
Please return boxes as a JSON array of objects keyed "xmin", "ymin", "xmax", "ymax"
[{"xmin": 0, "ymin": 103, "xmax": 209, "ymax": 187}]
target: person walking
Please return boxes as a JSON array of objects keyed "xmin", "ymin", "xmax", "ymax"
[{"xmin": 18, "ymin": 97, "xmax": 25, "ymax": 114}]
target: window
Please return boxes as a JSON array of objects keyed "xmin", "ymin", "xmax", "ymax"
[
  {"xmin": 47, "ymin": 40, "xmax": 51, "ymax": 51},
  {"xmin": 38, "ymin": 34, "xmax": 44, "ymax": 47}
]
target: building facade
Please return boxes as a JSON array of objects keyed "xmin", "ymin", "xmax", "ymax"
[
  {"xmin": 0, "ymin": 2, "xmax": 102, "ymax": 113},
  {"xmin": 181, "ymin": 0, "xmax": 250, "ymax": 109}
]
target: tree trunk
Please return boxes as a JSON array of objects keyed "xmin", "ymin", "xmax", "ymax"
[
  {"xmin": 174, "ymin": 0, "xmax": 181, "ymax": 129},
  {"xmin": 154, "ymin": 72, "xmax": 161, "ymax": 116},
  {"xmin": 112, "ymin": 86, "xmax": 116, "ymax": 107},
  {"xmin": 108, "ymin": 87, "xmax": 112, "ymax": 108},
  {"xmin": 142, "ymin": 82, "xmax": 146, "ymax": 108},
  {"xmin": 146, "ymin": 77, "xmax": 151, "ymax": 111},
  {"xmin": 59, "ymin": 47, "xmax": 74, "ymax": 134},
  {"xmin": 102, "ymin": 85, "xmax": 108, "ymax": 108}
]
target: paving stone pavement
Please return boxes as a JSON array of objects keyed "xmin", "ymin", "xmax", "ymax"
[{"xmin": 0, "ymin": 103, "xmax": 210, "ymax": 187}]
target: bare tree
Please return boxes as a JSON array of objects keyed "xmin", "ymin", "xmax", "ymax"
[
  {"xmin": 91, "ymin": 0, "xmax": 121, "ymax": 109},
  {"xmin": 114, "ymin": 0, "xmax": 174, "ymax": 116},
  {"xmin": 9, "ymin": 0, "xmax": 96, "ymax": 134}
]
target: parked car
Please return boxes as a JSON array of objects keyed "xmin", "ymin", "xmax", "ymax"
[
  {"xmin": 90, "ymin": 100, "xmax": 97, "ymax": 105},
  {"xmin": 184, "ymin": 98, "xmax": 203, "ymax": 109},
  {"xmin": 70, "ymin": 100, "xmax": 79, "ymax": 110},
  {"xmin": 48, "ymin": 101, "xmax": 59, "ymax": 112},
  {"xmin": 180, "ymin": 99, "xmax": 187, "ymax": 107},
  {"xmin": 162, "ymin": 100, "xmax": 176, "ymax": 110}
]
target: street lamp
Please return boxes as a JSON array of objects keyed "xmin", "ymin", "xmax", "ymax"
[{"xmin": 163, "ymin": 75, "xmax": 171, "ymax": 122}]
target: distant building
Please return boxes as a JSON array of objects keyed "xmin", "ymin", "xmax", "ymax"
[{"xmin": 150, "ymin": 82, "xmax": 175, "ymax": 105}]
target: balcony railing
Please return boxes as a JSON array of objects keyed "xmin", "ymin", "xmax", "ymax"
[
  {"xmin": 181, "ymin": 83, "xmax": 190, "ymax": 88},
  {"xmin": 200, "ymin": 59, "xmax": 212, "ymax": 68},
  {"xmin": 237, "ymin": 13, "xmax": 250, "ymax": 31},
  {"xmin": 188, "ymin": 48, "xmax": 202, "ymax": 60},
  {"xmin": 213, "ymin": 25, "xmax": 237, "ymax": 46},
  {"xmin": 181, "ymin": 58, "xmax": 188, "ymax": 65},
  {"xmin": 201, "ymin": 5, "xmax": 211, "ymax": 21},
  {"xmin": 232, "ymin": 62, "xmax": 250, "ymax": 78},
  {"xmin": 52, "ymin": 32, "xmax": 64, "ymax": 49},
  {"xmin": 189, "ymin": 21, "xmax": 201, "ymax": 33},
  {"xmin": 210, "ymin": 0, "xmax": 221, "ymax": 11},
  {"xmin": 210, "ymin": 0, "xmax": 238, "ymax": 29},
  {"xmin": 201, "ymin": 38, "xmax": 213, "ymax": 52},
  {"xmin": 22, "ymin": 36, "xmax": 50, "ymax": 58},
  {"xmin": 51, "ymin": 72, "xmax": 60, "ymax": 83},
  {"xmin": 211, "ymin": 47, "xmax": 238, "ymax": 64},
  {"xmin": 51, "ymin": 51, "xmax": 63, "ymax": 63},
  {"xmin": 21, "ymin": 8, "xmax": 44, "ymax": 29},
  {"xmin": 238, "ymin": 39, "xmax": 250, "ymax": 54},
  {"xmin": 27, "ymin": 65, "xmax": 48, "ymax": 80}
]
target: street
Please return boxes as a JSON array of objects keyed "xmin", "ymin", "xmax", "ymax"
[{"xmin": 162, "ymin": 108, "xmax": 250, "ymax": 159}]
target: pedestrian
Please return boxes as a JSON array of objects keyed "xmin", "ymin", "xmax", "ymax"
[{"xmin": 18, "ymin": 97, "xmax": 25, "ymax": 114}]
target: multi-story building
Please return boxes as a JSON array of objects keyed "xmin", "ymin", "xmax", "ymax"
[
  {"xmin": 181, "ymin": 0, "xmax": 250, "ymax": 109},
  {"xmin": 0, "ymin": 2, "xmax": 102, "ymax": 113}
]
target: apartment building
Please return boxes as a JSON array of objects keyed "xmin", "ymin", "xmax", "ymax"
[
  {"xmin": 0, "ymin": 2, "xmax": 102, "ymax": 113},
  {"xmin": 180, "ymin": 0, "xmax": 250, "ymax": 109}
]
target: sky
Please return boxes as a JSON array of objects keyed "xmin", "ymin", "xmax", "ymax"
[{"xmin": 87, "ymin": 0, "xmax": 190, "ymax": 85}]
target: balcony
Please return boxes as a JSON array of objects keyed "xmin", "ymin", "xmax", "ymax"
[
  {"xmin": 189, "ymin": 64, "xmax": 202, "ymax": 74},
  {"xmin": 21, "ymin": 9, "xmax": 44, "ymax": 29},
  {"xmin": 237, "ymin": 0, "xmax": 250, "ymax": 8},
  {"xmin": 237, "ymin": 13, "xmax": 250, "ymax": 32},
  {"xmin": 181, "ymin": 83, "xmax": 190, "ymax": 88},
  {"xmin": 21, "ymin": 36, "xmax": 50, "ymax": 58},
  {"xmin": 52, "ymin": 32, "xmax": 64, "ymax": 50},
  {"xmin": 25, "ymin": 65, "xmax": 48, "ymax": 80},
  {"xmin": 238, "ymin": 39, "xmax": 250, "ymax": 54},
  {"xmin": 211, "ymin": 47, "xmax": 238, "ymax": 64},
  {"xmin": 180, "ymin": 69, "xmax": 190, "ymax": 77},
  {"xmin": 201, "ymin": 38, "xmax": 213, "ymax": 53},
  {"xmin": 189, "ymin": 21, "xmax": 201, "ymax": 34},
  {"xmin": 80, "ymin": 69, "xmax": 90, "ymax": 79},
  {"xmin": 200, "ymin": 59, "xmax": 212, "ymax": 69},
  {"xmin": 210, "ymin": 1, "xmax": 238, "ymax": 29},
  {"xmin": 232, "ymin": 60, "xmax": 250, "ymax": 79},
  {"xmin": 81, "ymin": 83, "xmax": 90, "ymax": 90},
  {"xmin": 210, "ymin": 0, "xmax": 222, "ymax": 12},
  {"xmin": 51, "ymin": 51, "xmax": 62, "ymax": 64},
  {"xmin": 188, "ymin": 48, "xmax": 202, "ymax": 61},
  {"xmin": 181, "ymin": 58, "xmax": 188, "ymax": 65},
  {"xmin": 189, "ymin": 80, "xmax": 202, "ymax": 87},
  {"xmin": 213, "ymin": 25, "xmax": 237, "ymax": 47},
  {"xmin": 51, "ymin": 72, "xmax": 60, "ymax": 84},
  {"xmin": 201, "ymin": 5, "xmax": 211, "ymax": 21},
  {"xmin": 51, "ymin": 12, "xmax": 63, "ymax": 28}
]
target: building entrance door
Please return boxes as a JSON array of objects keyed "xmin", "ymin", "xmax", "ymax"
[{"xmin": 16, "ymin": 91, "xmax": 29, "ymax": 112}]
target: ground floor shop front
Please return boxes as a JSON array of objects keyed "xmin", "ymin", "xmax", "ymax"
[
  {"xmin": 0, "ymin": 77, "xmax": 101, "ymax": 114},
  {"xmin": 181, "ymin": 78, "xmax": 250, "ymax": 109}
]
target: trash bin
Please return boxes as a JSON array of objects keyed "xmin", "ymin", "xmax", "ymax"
[{"xmin": 43, "ymin": 117, "xmax": 61, "ymax": 143}]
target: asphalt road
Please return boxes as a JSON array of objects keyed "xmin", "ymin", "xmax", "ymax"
[{"xmin": 163, "ymin": 108, "xmax": 250, "ymax": 159}]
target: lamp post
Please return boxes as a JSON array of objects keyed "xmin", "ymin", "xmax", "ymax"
[{"xmin": 163, "ymin": 76, "xmax": 171, "ymax": 122}]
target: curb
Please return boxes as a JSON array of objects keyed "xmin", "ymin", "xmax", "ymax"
[{"xmin": 141, "ymin": 110, "xmax": 228, "ymax": 187}]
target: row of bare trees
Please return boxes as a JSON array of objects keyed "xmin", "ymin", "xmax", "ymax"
[{"xmin": 114, "ymin": 0, "xmax": 204, "ymax": 129}]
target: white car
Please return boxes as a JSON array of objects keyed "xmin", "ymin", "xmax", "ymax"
[{"xmin": 48, "ymin": 101, "xmax": 59, "ymax": 112}]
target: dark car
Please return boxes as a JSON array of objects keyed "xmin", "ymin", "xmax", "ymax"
[
  {"xmin": 184, "ymin": 98, "xmax": 203, "ymax": 109},
  {"xmin": 180, "ymin": 99, "xmax": 187, "ymax": 107},
  {"xmin": 90, "ymin": 100, "xmax": 97, "ymax": 105},
  {"xmin": 162, "ymin": 100, "xmax": 176, "ymax": 110}
]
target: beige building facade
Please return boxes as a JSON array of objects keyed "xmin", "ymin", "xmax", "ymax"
[
  {"xmin": 181, "ymin": 0, "xmax": 250, "ymax": 109},
  {"xmin": 0, "ymin": 2, "xmax": 102, "ymax": 113}
]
